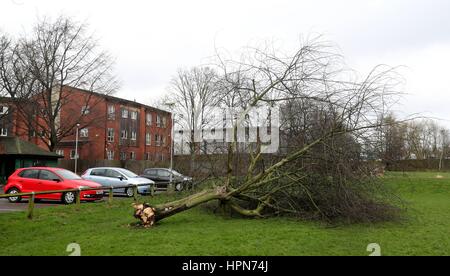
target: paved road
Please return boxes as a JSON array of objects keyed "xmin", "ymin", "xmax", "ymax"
[
  {"xmin": 0, "ymin": 186, "xmax": 157, "ymax": 213},
  {"xmin": 0, "ymin": 186, "xmax": 63, "ymax": 213},
  {"xmin": 0, "ymin": 198, "xmax": 62, "ymax": 213}
]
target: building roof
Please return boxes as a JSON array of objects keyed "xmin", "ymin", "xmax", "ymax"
[
  {"xmin": 62, "ymin": 86, "xmax": 172, "ymax": 115},
  {"xmin": 0, "ymin": 137, "xmax": 62, "ymax": 158}
]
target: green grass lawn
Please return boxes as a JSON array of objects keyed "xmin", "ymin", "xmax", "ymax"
[{"xmin": 0, "ymin": 172, "xmax": 449, "ymax": 256}]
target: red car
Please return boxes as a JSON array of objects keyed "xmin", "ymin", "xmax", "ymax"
[{"xmin": 4, "ymin": 167, "xmax": 104, "ymax": 204}]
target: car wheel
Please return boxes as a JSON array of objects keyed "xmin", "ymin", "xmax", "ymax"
[
  {"xmin": 175, "ymin": 182, "xmax": 184, "ymax": 192},
  {"xmin": 7, "ymin": 188, "xmax": 21, "ymax": 203},
  {"xmin": 62, "ymin": 191, "xmax": 76, "ymax": 205},
  {"xmin": 125, "ymin": 187, "xmax": 135, "ymax": 197}
]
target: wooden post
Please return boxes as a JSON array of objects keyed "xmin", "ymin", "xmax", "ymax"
[
  {"xmin": 76, "ymin": 189, "xmax": 81, "ymax": 210},
  {"xmin": 108, "ymin": 187, "xmax": 113, "ymax": 206},
  {"xmin": 150, "ymin": 184, "xmax": 155, "ymax": 197},
  {"xmin": 167, "ymin": 183, "xmax": 175, "ymax": 194},
  {"xmin": 27, "ymin": 192, "xmax": 35, "ymax": 220},
  {"xmin": 133, "ymin": 185, "xmax": 138, "ymax": 202}
]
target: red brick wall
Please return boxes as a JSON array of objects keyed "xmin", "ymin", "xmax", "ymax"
[
  {"xmin": 56, "ymin": 87, "xmax": 172, "ymax": 161},
  {"xmin": 9, "ymin": 86, "xmax": 172, "ymax": 162}
]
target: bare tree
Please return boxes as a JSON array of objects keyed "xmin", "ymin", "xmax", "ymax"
[
  {"xmin": 165, "ymin": 67, "xmax": 220, "ymax": 175},
  {"xmin": 0, "ymin": 16, "xmax": 119, "ymax": 151},
  {"xmin": 134, "ymin": 37, "xmax": 403, "ymax": 226}
]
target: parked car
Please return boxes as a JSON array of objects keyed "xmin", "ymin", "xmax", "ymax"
[
  {"xmin": 140, "ymin": 168, "xmax": 192, "ymax": 191},
  {"xmin": 81, "ymin": 167, "xmax": 155, "ymax": 197},
  {"xmin": 4, "ymin": 167, "xmax": 103, "ymax": 204}
]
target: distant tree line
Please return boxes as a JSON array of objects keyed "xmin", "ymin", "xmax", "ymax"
[{"xmin": 371, "ymin": 113, "xmax": 449, "ymax": 169}]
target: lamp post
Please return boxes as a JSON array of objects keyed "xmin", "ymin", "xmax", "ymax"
[
  {"xmin": 74, "ymin": 123, "xmax": 80, "ymax": 175},
  {"xmin": 164, "ymin": 103, "xmax": 176, "ymax": 190}
]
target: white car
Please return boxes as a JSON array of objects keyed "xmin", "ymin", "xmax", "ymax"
[{"xmin": 81, "ymin": 167, "xmax": 155, "ymax": 197}]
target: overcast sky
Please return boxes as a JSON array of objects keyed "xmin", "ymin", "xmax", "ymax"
[{"xmin": 1, "ymin": 0, "xmax": 450, "ymax": 126}]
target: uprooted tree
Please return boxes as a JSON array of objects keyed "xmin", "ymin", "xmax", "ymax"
[{"xmin": 134, "ymin": 37, "xmax": 404, "ymax": 227}]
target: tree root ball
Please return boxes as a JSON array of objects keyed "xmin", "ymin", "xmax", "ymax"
[{"xmin": 132, "ymin": 203, "xmax": 156, "ymax": 228}]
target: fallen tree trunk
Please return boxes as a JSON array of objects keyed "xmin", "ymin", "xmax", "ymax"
[{"xmin": 153, "ymin": 186, "xmax": 229, "ymax": 222}]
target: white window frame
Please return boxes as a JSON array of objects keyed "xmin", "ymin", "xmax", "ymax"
[
  {"xmin": 0, "ymin": 106, "xmax": 9, "ymax": 115},
  {"xmin": 0, "ymin": 128, "xmax": 7, "ymax": 137},
  {"xmin": 130, "ymin": 152, "xmax": 136, "ymax": 160},
  {"xmin": 131, "ymin": 131, "xmax": 137, "ymax": 141},
  {"xmin": 146, "ymin": 113, "xmax": 152, "ymax": 126},
  {"xmin": 121, "ymin": 130, "xmax": 128, "ymax": 139},
  {"xmin": 70, "ymin": 150, "xmax": 78, "ymax": 160},
  {"xmin": 108, "ymin": 105, "xmax": 115, "ymax": 120},
  {"xmin": 107, "ymin": 128, "xmax": 114, "ymax": 142},
  {"xmin": 80, "ymin": 128, "xmax": 89, "ymax": 138},
  {"xmin": 120, "ymin": 152, "xmax": 127, "ymax": 161},
  {"xmin": 155, "ymin": 134, "xmax": 160, "ymax": 146},
  {"xmin": 107, "ymin": 150, "xmax": 114, "ymax": 160},
  {"xmin": 122, "ymin": 109, "xmax": 128, "ymax": 119},
  {"xmin": 81, "ymin": 105, "xmax": 90, "ymax": 115},
  {"xmin": 146, "ymin": 133, "xmax": 151, "ymax": 145},
  {"xmin": 56, "ymin": 150, "xmax": 64, "ymax": 157},
  {"xmin": 131, "ymin": 111, "xmax": 138, "ymax": 120},
  {"xmin": 156, "ymin": 115, "xmax": 162, "ymax": 127}
]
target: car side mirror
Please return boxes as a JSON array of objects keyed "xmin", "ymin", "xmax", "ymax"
[
  {"xmin": 118, "ymin": 176, "xmax": 124, "ymax": 181},
  {"xmin": 52, "ymin": 179, "xmax": 61, "ymax": 183}
]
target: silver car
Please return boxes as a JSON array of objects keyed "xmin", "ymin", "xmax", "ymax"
[{"xmin": 81, "ymin": 167, "xmax": 155, "ymax": 197}]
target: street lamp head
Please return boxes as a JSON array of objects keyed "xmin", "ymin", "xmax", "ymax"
[{"xmin": 76, "ymin": 123, "xmax": 80, "ymax": 127}]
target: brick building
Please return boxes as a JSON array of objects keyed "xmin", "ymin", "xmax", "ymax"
[{"xmin": 0, "ymin": 86, "xmax": 172, "ymax": 162}]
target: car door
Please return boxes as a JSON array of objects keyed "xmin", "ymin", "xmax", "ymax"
[
  {"xmin": 143, "ymin": 169, "xmax": 158, "ymax": 182},
  {"xmin": 37, "ymin": 170, "xmax": 64, "ymax": 200},
  {"xmin": 86, "ymin": 169, "xmax": 108, "ymax": 185},
  {"xmin": 157, "ymin": 169, "xmax": 171, "ymax": 183},
  {"xmin": 17, "ymin": 169, "xmax": 40, "ymax": 194},
  {"xmin": 105, "ymin": 169, "xmax": 127, "ymax": 193}
]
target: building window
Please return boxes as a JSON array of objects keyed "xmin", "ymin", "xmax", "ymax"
[
  {"xmin": 81, "ymin": 105, "xmax": 90, "ymax": 115},
  {"xmin": 56, "ymin": 150, "xmax": 64, "ymax": 157},
  {"xmin": 145, "ymin": 153, "xmax": 151, "ymax": 161},
  {"xmin": 162, "ymin": 116, "xmax": 167, "ymax": 128},
  {"xmin": 107, "ymin": 128, "xmax": 114, "ymax": 142},
  {"xmin": 80, "ymin": 128, "xmax": 89, "ymax": 138},
  {"xmin": 131, "ymin": 111, "xmax": 138, "ymax": 120},
  {"xmin": 155, "ymin": 134, "xmax": 160, "ymax": 146},
  {"xmin": 0, "ymin": 106, "xmax": 8, "ymax": 115},
  {"xmin": 130, "ymin": 152, "xmax": 136, "ymax": 160},
  {"xmin": 121, "ymin": 130, "xmax": 128, "ymax": 139},
  {"xmin": 120, "ymin": 152, "xmax": 127, "ymax": 160},
  {"xmin": 146, "ymin": 133, "xmax": 151, "ymax": 145},
  {"xmin": 108, "ymin": 105, "xmax": 115, "ymax": 120},
  {"xmin": 162, "ymin": 135, "xmax": 166, "ymax": 146},
  {"xmin": 156, "ymin": 115, "xmax": 162, "ymax": 127},
  {"xmin": 131, "ymin": 131, "xmax": 137, "ymax": 141},
  {"xmin": 122, "ymin": 109, "xmax": 128, "ymax": 119},
  {"xmin": 0, "ymin": 128, "xmax": 7, "ymax": 137},
  {"xmin": 70, "ymin": 150, "xmax": 78, "ymax": 159},
  {"xmin": 107, "ymin": 150, "xmax": 114, "ymax": 160},
  {"xmin": 146, "ymin": 113, "xmax": 152, "ymax": 126}
]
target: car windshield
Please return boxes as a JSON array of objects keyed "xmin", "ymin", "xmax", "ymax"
[
  {"xmin": 117, "ymin": 168, "xmax": 138, "ymax": 178},
  {"xmin": 56, "ymin": 169, "xmax": 82, "ymax": 180},
  {"xmin": 169, "ymin": 170, "xmax": 183, "ymax": 176}
]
